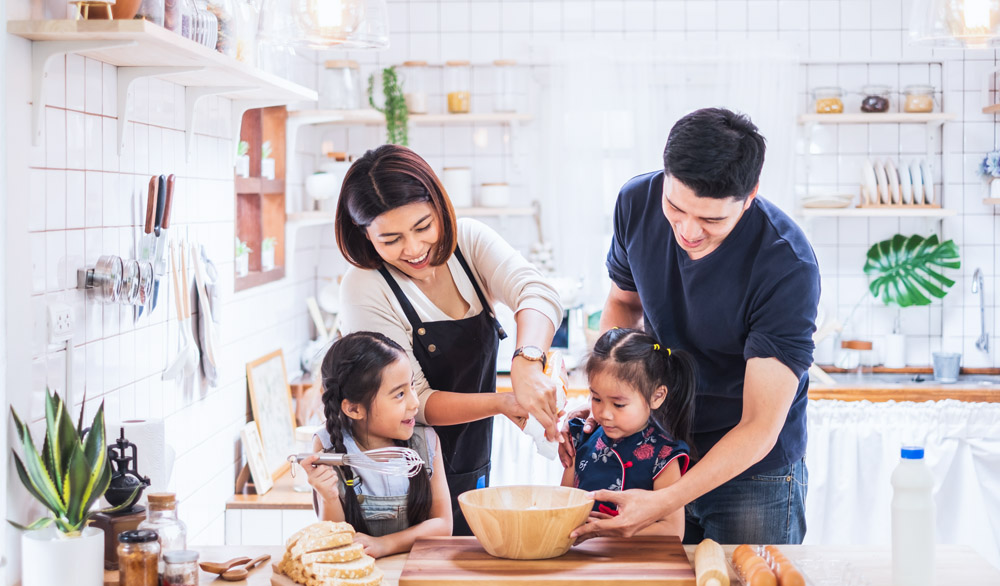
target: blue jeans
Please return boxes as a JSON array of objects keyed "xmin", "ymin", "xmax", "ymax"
[{"xmin": 683, "ymin": 458, "xmax": 808, "ymax": 545}]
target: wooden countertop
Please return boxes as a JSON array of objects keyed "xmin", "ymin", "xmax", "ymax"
[
  {"xmin": 101, "ymin": 543, "xmax": 1000, "ymax": 585},
  {"xmin": 227, "ymin": 474, "xmax": 313, "ymax": 510}
]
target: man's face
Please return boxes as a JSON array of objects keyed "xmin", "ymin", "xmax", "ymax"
[{"xmin": 661, "ymin": 175, "xmax": 756, "ymax": 260}]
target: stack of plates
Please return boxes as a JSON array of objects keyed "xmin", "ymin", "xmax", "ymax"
[{"xmin": 861, "ymin": 158, "xmax": 935, "ymax": 206}]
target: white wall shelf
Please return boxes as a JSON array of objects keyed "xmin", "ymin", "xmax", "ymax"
[
  {"xmin": 455, "ymin": 206, "xmax": 535, "ymax": 217},
  {"xmin": 7, "ymin": 19, "xmax": 317, "ymax": 154},
  {"xmin": 287, "ymin": 109, "xmax": 533, "ymax": 127},
  {"xmin": 797, "ymin": 113, "xmax": 955, "ymax": 125},
  {"xmin": 798, "ymin": 207, "xmax": 957, "ymax": 218}
]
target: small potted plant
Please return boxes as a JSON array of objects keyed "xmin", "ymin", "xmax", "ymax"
[
  {"xmin": 863, "ymin": 233, "xmax": 960, "ymax": 367},
  {"xmin": 261, "ymin": 141, "xmax": 275, "ymax": 180},
  {"xmin": 10, "ymin": 390, "xmax": 134, "ymax": 586},
  {"xmin": 261, "ymin": 236, "xmax": 277, "ymax": 271},
  {"xmin": 368, "ymin": 66, "xmax": 409, "ymax": 146},
  {"xmin": 980, "ymin": 149, "xmax": 1000, "ymax": 198},
  {"xmin": 235, "ymin": 238, "xmax": 252, "ymax": 276},
  {"xmin": 235, "ymin": 140, "xmax": 250, "ymax": 177}
]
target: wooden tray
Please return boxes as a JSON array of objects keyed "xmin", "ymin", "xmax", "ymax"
[{"xmin": 398, "ymin": 536, "xmax": 695, "ymax": 586}]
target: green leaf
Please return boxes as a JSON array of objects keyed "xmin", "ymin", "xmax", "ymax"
[
  {"xmin": 8, "ymin": 517, "xmax": 54, "ymax": 531},
  {"xmin": 863, "ymin": 234, "xmax": 961, "ymax": 307},
  {"xmin": 11, "ymin": 407, "xmax": 64, "ymax": 515}
]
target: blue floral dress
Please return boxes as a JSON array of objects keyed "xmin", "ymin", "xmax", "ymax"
[{"xmin": 569, "ymin": 417, "xmax": 690, "ymax": 514}]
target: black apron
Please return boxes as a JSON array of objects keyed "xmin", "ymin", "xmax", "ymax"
[{"xmin": 377, "ymin": 247, "xmax": 507, "ymax": 536}]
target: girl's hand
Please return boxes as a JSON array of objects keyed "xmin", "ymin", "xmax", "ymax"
[
  {"xmin": 498, "ymin": 392, "xmax": 529, "ymax": 429},
  {"xmin": 557, "ymin": 405, "xmax": 594, "ymax": 467},
  {"xmin": 302, "ymin": 454, "xmax": 340, "ymax": 503},
  {"xmin": 559, "ymin": 429, "xmax": 576, "ymax": 468},
  {"xmin": 353, "ymin": 533, "xmax": 390, "ymax": 559}
]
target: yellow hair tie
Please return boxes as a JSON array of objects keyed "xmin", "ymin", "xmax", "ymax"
[
  {"xmin": 653, "ymin": 343, "xmax": 660, "ymax": 350},
  {"xmin": 667, "ymin": 348, "xmax": 672, "ymax": 356}
]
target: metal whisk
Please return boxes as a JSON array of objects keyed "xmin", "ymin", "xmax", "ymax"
[{"xmin": 289, "ymin": 447, "xmax": 425, "ymax": 478}]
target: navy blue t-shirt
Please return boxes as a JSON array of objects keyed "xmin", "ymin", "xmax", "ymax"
[{"xmin": 606, "ymin": 171, "xmax": 820, "ymax": 478}]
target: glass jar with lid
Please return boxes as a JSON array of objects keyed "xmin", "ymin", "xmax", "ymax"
[
  {"xmin": 446, "ymin": 60, "xmax": 471, "ymax": 114},
  {"xmin": 860, "ymin": 84, "xmax": 891, "ymax": 113},
  {"xmin": 138, "ymin": 492, "xmax": 187, "ymax": 576},
  {"xmin": 812, "ymin": 87, "xmax": 844, "ymax": 114},
  {"xmin": 163, "ymin": 550, "xmax": 199, "ymax": 586},
  {"xmin": 319, "ymin": 60, "xmax": 361, "ymax": 110},
  {"xmin": 903, "ymin": 84, "xmax": 935, "ymax": 113},
  {"xmin": 118, "ymin": 530, "xmax": 160, "ymax": 586},
  {"xmin": 402, "ymin": 60, "xmax": 429, "ymax": 114},
  {"xmin": 492, "ymin": 59, "xmax": 521, "ymax": 113},
  {"xmin": 135, "ymin": 0, "xmax": 165, "ymax": 25}
]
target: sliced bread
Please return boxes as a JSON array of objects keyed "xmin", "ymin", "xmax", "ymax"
[
  {"xmin": 307, "ymin": 554, "xmax": 376, "ymax": 580},
  {"xmin": 290, "ymin": 531, "xmax": 356, "ymax": 559},
  {"xmin": 301, "ymin": 542, "xmax": 365, "ymax": 565},
  {"xmin": 286, "ymin": 521, "xmax": 356, "ymax": 549}
]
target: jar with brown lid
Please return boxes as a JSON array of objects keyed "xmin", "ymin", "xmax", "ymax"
[
  {"xmin": 138, "ymin": 492, "xmax": 187, "ymax": 576},
  {"xmin": 446, "ymin": 60, "xmax": 471, "ymax": 113},
  {"xmin": 118, "ymin": 529, "xmax": 160, "ymax": 586}
]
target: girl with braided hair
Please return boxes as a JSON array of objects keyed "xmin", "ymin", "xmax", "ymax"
[
  {"xmin": 560, "ymin": 328, "xmax": 696, "ymax": 538},
  {"xmin": 302, "ymin": 331, "xmax": 452, "ymax": 558}
]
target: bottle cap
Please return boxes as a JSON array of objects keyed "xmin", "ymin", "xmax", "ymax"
[
  {"xmin": 118, "ymin": 529, "xmax": 159, "ymax": 543},
  {"xmin": 901, "ymin": 446, "xmax": 924, "ymax": 459}
]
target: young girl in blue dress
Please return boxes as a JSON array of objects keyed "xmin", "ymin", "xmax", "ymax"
[
  {"xmin": 303, "ymin": 331, "xmax": 452, "ymax": 558},
  {"xmin": 561, "ymin": 328, "xmax": 696, "ymax": 538}
]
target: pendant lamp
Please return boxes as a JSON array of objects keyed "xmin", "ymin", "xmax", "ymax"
[
  {"xmin": 910, "ymin": 0, "xmax": 1000, "ymax": 48},
  {"xmin": 292, "ymin": 0, "xmax": 390, "ymax": 49}
]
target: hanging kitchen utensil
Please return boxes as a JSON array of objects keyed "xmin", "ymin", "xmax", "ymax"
[
  {"xmin": 150, "ymin": 174, "xmax": 175, "ymax": 315},
  {"xmin": 192, "ymin": 245, "xmax": 218, "ymax": 385},
  {"xmin": 178, "ymin": 240, "xmax": 200, "ymax": 377},
  {"xmin": 148, "ymin": 174, "xmax": 170, "ymax": 315},
  {"xmin": 288, "ymin": 446, "xmax": 425, "ymax": 478},
  {"xmin": 162, "ymin": 242, "xmax": 199, "ymax": 382},
  {"xmin": 136, "ymin": 175, "xmax": 159, "ymax": 319}
]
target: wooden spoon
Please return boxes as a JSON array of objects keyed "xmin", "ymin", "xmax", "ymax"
[
  {"xmin": 220, "ymin": 554, "xmax": 272, "ymax": 581},
  {"xmin": 199, "ymin": 556, "xmax": 251, "ymax": 574}
]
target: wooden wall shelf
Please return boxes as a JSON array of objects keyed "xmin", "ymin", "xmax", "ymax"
[
  {"xmin": 797, "ymin": 113, "xmax": 955, "ymax": 125},
  {"xmin": 798, "ymin": 207, "xmax": 956, "ymax": 218}
]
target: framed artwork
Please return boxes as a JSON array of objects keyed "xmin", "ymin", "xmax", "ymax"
[
  {"xmin": 240, "ymin": 421, "xmax": 274, "ymax": 494},
  {"xmin": 246, "ymin": 349, "xmax": 297, "ymax": 481}
]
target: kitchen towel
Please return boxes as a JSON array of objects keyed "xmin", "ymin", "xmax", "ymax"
[{"xmin": 108, "ymin": 419, "xmax": 175, "ymax": 494}]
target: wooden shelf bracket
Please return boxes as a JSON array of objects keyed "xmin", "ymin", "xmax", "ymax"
[
  {"xmin": 30, "ymin": 39, "xmax": 136, "ymax": 146},
  {"xmin": 116, "ymin": 66, "xmax": 204, "ymax": 154},
  {"xmin": 184, "ymin": 85, "xmax": 257, "ymax": 158}
]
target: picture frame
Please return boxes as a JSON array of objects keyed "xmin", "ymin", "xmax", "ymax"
[
  {"xmin": 246, "ymin": 349, "xmax": 297, "ymax": 482},
  {"xmin": 239, "ymin": 421, "xmax": 274, "ymax": 494}
]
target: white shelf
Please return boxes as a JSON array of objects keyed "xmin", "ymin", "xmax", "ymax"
[
  {"xmin": 797, "ymin": 113, "xmax": 955, "ymax": 125},
  {"xmin": 455, "ymin": 206, "xmax": 535, "ymax": 217},
  {"xmin": 288, "ymin": 110, "xmax": 533, "ymax": 126},
  {"xmin": 798, "ymin": 207, "xmax": 956, "ymax": 218},
  {"xmin": 287, "ymin": 211, "xmax": 334, "ymax": 227}
]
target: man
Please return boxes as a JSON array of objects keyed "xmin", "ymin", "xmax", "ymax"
[{"xmin": 566, "ymin": 108, "xmax": 820, "ymax": 545}]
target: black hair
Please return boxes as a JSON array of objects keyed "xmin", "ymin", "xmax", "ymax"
[
  {"xmin": 662, "ymin": 107, "xmax": 766, "ymax": 201},
  {"xmin": 585, "ymin": 328, "xmax": 697, "ymax": 452},
  {"xmin": 319, "ymin": 331, "xmax": 432, "ymax": 532}
]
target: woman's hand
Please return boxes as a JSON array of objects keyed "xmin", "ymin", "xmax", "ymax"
[
  {"xmin": 353, "ymin": 533, "xmax": 391, "ymax": 559},
  {"xmin": 557, "ymin": 405, "xmax": 596, "ymax": 467},
  {"xmin": 510, "ymin": 359, "xmax": 561, "ymax": 441},
  {"xmin": 302, "ymin": 454, "xmax": 340, "ymax": 504},
  {"xmin": 497, "ymin": 392, "xmax": 529, "ymax": 429},
  {"xmin": 569, "ymin": 489, "xmax": 671, "ymax": 544}
]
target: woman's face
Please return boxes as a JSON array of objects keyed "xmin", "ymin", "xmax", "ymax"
[{"xmin": 365, "ymin": 202, "xmax": 441, "ymax": 278}]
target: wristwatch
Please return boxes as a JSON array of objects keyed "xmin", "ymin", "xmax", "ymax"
[{"xmin": 512, "ymin": 345, "xmax": 547, "ymax": 369}]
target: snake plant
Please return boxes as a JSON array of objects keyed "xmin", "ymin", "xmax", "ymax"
[
  {"xmin": 9, "ymin": 389, "xmax": 129, "ymax": 535},
  {"xmin": 863, "ymin": 234, "xmax": 961, "ymax": 308}
]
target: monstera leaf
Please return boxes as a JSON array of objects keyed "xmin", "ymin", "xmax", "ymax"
[{"xmin": 863, "ymin": 234, "xmax": 961, "ymax": 307}]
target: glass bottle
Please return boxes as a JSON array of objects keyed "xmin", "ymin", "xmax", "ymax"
[
  {"xmin": 320, "ymin": 60, "xmax": 362, "ymax": 110},
  {"xmin": 135, "ymin": 0, "xmax": 165, "ymax": 26},
  {"xmin": 860, "ymin": 84, "xmax": 891, "ymax": 113},
  {"xmin": 446, "ymin": 60, "xmax": 471, "ymax": 114},
  {"xmin": 118, "ymin": 529, "xmax": 160, "ymax": 586},
  {"xmin": 179, "ymin": 0, "xmax": 197, "ymax": 39},
  {"xmin": 164, "ymin": 0, "xmax": 182, "ymax": 32},
  {"xmin": 904, "ymin": 84, "xmax": 935, "ymax": 113},
  {"xmin": 138, "ymin": 492, "xmax": 187, "ymax": 576},
  {"xmin": 402, "ymin": 60, "xmax": 429, "ymax": 114},
  {"xmin": 205, "ymin": 0, "xmax": 236, "ymax": 57},
  {"xmin": 163, "ymin": 550, "xmax": 200, "ymax": 586},
  {"xmin": 492, "ymin": 59, "xmax": 519, "ymax": 113},
  {"xmin": 812, "ymin": 86, "xmax": 844, "ymax": 114}
]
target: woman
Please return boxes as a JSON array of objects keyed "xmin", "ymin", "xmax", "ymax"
[{"xmin": 335, "ymin": 145, "xmax": 564, "ymax": 536}]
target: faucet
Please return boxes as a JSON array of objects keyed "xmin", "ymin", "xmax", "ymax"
[{"xmin": 972, "ymin": 268, "xmax": 989, "ymax": 353}]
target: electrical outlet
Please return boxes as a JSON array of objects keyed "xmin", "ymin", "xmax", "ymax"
[{"xmin": 47, "ymin": 303, "xmax": 73, "ymax": 344}]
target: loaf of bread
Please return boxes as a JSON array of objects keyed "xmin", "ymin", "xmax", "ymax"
[{"xmin": 277, "ymin": 521, "xmax": 382, "ymax": 586}]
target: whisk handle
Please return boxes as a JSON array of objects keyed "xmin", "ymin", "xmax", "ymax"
[{"xmin": 291, "ymin": 453, "xmax": 347, "ymax": 466}]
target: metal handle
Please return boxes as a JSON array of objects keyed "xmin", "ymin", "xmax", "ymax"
[{"xmin": 290, "ymin": 453, "xmax": 346, "ymax": 466}]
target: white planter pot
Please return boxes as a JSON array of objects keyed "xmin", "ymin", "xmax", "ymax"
[
  {"xmin": 262, "ymin": 248, "xmax": 275, "ymax": 271},
  {"xmin": 884, "ymin": 333, "xmax": 907, "ymax": 368},
  {"xmin": 236, "ymin": 254, "xmax": 249, "ymax": 276},
  {"xmin": 22, "ymin": 526, "xmax": 104, "ymax": 586},
  {"xmin": 235, "ymin": 155, "xmax": 250, "ymax": 178},
  {"xmin": 261, "ymin": 158, "xmax": 276, "ymax": 180}
]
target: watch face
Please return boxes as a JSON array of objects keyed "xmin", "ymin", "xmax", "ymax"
[{"xmin": 519, "ymin": 346, "xmax": 544, "ymax": 360}]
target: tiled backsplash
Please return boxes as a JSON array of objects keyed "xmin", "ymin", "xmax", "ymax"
[{"xmin": 7, "ymin": 0, "xmax": 1000, "ymax": 559}]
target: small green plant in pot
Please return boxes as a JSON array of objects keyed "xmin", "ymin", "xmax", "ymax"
[
  {"xmin": 235, "ymin": 140, "xmax": 251, "ymax": 178},
  {"xmin": 863, "ymin": 233, "xmax": 961, "ymax": 367},
  {"xmin": 261, "ymin": 236, "xmax": 277, "ymax": 271},
  {"xmin": 368, "ymin": 66, "xmax": 409, "ymax": 146},
  {"xmin": 261, "ymin": 140, "xmax": 276, "ymax": 180},
  {"xmin": 10, "ymin": 389, "xmax": 134, "ymax": 586},
  {"xmin": 235, "ymin": 238, "xmax": 252, "ymax": 277}
]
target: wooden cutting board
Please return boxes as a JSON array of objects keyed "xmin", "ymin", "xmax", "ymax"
[{"xmin": 398, "ymin": 536, "xmax": 695, "ymax": 586}]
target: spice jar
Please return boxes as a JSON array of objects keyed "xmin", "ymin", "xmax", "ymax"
[
  {"xmin": 118, "ymin": 530, "xmax": 160, "ymax": 586},
  {"xmin": 903, "ymin": 84, "xmax": 935, "ymax": 113},
  {"xmin": 163, "ymin": 550, "xmax": 199, "ymax": 586},
  {"xmin": 402, "ymin": 60, "xmax": 429, "ymax": 114},
  {"xmin": 860, "ymin": 84, "xmax": 891, "ymax": 113},
  {"xmin": 138, "ymin": 492, "xmax": 187, "ymax": 576},
  {"xmin": 320, "ymin": 60, "xmax": 362, "ymax": 110},
  {"xmin": 205, "ymin": 0, "xmax": 236, "ymax": 57},
  {"xmin": 812, "ymin": 87, "xmax": 844, "ymax": 114},
  {"xmin": 446, "ymin": 60, "xmax": 471, "ymax": 114},
  {"xmin": 135, "ymin": 0, "xmax": 165, "ymax": 25},
  {"xmin": 493, "ymin": 59, "xmax": 520, "ymax": 113}
]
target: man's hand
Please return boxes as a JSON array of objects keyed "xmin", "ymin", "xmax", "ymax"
[
  {"xmin": 510, "ymin": 359, "xmax": 562, "ymax": 442},
  {"xmin": 568, "ymin": 489, "xmax": 674, "ymax": 543}
]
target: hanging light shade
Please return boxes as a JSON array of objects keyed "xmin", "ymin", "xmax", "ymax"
[
  {"xmin": 910, "ymin": 0, "xmax": 1000, "ymax": 48},
  {"xmin": 292, "ymin": 0, "xmax": 390, "ymax": 49}
]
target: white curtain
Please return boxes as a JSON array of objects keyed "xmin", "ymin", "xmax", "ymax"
[
  {"xmin": 806, "ymin": 399, "xmax": 1000, "ymax": 569},
  {"xmin": 532, "ymin": 40, "xmax": 800, "ymax": 304}
]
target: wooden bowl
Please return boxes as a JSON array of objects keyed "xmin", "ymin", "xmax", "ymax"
[{"xmin": 458, "ymin": 485, "xmax": 593, "ymax": 560}]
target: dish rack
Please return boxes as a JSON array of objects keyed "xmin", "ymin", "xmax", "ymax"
[{"xmin": 859, "ymin": 157, "xmax": 942, "ymax": 209}]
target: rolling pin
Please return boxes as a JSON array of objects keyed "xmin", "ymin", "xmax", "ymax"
[{"xmin": 694, "ymin": 539, "xmax": 730, "ymax": 586}]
